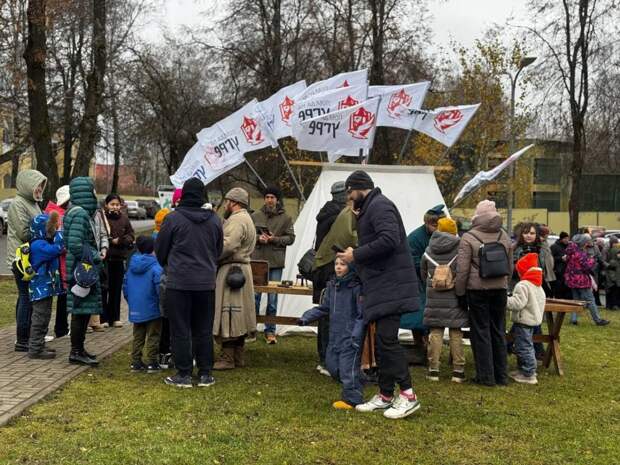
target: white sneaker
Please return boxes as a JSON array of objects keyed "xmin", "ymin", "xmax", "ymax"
[
  {"xmin": 383, "ymin": 394, "xmax": 421, "ymax": 420},
  {"xmin": 355, "ymin": 394, "xmax": 393, "ymax": 412},
  {"xmin": 44, "ymin": 335, "xmax": 55, "ymax": 343},
  {"xmin": 510, "ymin": 372, "xmax": 538, "ymax": 385},
  {"xmin": 316, "ymin": 365, "xmax": 330, "ymax": 376}
]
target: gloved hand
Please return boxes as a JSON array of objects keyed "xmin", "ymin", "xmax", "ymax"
[
  {"xmin": 457, "ymin": 295, "xmax": 468, "ymax": 312},
  {"xmin": 296, "ymin": 318, "xmax": 306, "ymax": 326}
]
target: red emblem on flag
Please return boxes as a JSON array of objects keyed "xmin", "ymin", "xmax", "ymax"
[
  {"xmin": 433, "ymin": 110, "xmax": 463, "ymax": 134},
  {"xmin": 340, "ymin": 79, "xmax": 350, "ymax": 88},
  {"xmin": 241, "ymin": 116, "xmax": 264, "ymax": 145},
  {"xmin": 338, "ymin": 95, "xmax": 359, "ymax": 110},
  {"xmin": 387, "ymin": 89, "xmax": 412, "ymax": 119},
  {"xmin": 348, "ymin": 106, "xmax": 376, "ymax": 140},
  {"xmin": 279, "ymin": 96, "xmax": 294, "ymax": 126}
]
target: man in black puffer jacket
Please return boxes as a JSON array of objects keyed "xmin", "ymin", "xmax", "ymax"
[
  {"xmin": 337, "ymin": 170, "xmax": 420, "ymax": 420},
  {"xmin": 155, "ymin": 178, "xmax": 223, "ymax": 388}
]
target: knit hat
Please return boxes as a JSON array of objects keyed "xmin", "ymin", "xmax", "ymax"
[
  {"xmin": 426, "ymin": 204, "xmax": 446, "ymax": 216},
  {"xmin": 136, "ymin": 236, "xmax": 154, "ymax": 255},
  {"xmin": 437, "ymin": 217, "xmax": 458, "ymax": 235},
  {"xmin": 515, "ymin": 253, "xmax": 542, "ymax": 287},
  {"xmin": 572, "ymin": 233, "xmax": 591, "ymax": 248},
  {"xmin": 472, "ymin": 200, "xmax": 497, "ymax": 220},
  {"xmin": 154, "ymin": 208, "xmax": 170, "ymax": 232},
  {"xmin": 331, "ymin": 181, "xmax": 347, "ymax": 203},
  {"xmin": 225, "ymin": 187, "xmax": 249, "ymax": 207},
  {"xmin": 172, "ymin": 188, "xmax": 183, "ymax": 207},
  {"xmin": 178, "ymin": 178, "xmax": 205, "ymax": 208},
  {"xmin": 55, "ymin": 185, "xmax": 70, "ymax": 207},
  {"xmin": 345, "ymin": 170, "xmax": 374, "ymax": 191},
  {"xmin": 264, "ymin": 185, "xmax": 281, "ymax": 200}
]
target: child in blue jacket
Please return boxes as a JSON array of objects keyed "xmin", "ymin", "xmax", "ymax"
[
  {"xmin": 28, "ymin": 212, "xmax": 65, "ymax": 359},
  {"xmin": 298, "ymin": 257, "xmax": 364, "ymax": 409},
  {"xmin": 123, "ymin": 236, "xmax": 163, "ymax": 373}
]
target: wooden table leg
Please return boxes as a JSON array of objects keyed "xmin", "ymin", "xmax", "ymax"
[{"xmin": 543, "ymin": 312, "xmax": 565, "ymax": 376}]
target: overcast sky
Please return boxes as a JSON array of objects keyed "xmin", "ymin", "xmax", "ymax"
[{"xmin": 141, "ymin": 0, "xmax": 529, "ymax": 49}]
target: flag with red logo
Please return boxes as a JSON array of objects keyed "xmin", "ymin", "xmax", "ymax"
[
  {"xmin": 293, "ymin": 97, "xmax": 380, "ymax": 157},
  {"xmin": 171, "ymin": 99, "xmax": 275, "ymax": 187},
  {"xmin": 453, "ymin": 144, "xmax": 534, "ymax": 205},
  {"xmin": 257, "ymin": 80, "xmax": 307, "ymax": 140},
  {"xmin": 290, "ymin": 85, "xmax": 368, "ymax": 136},
  {"xmin": 369, "ymin": 82, "xmax": 431, "ymax": 129},
  {"xmin": 412, "ymin": 104, "xmax": 480, "ymax": 147},
  {"xmin": 294, "ymin": 69, "xmax": 368, "ymax": 102}
]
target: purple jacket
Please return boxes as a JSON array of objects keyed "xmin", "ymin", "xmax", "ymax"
[{"xmin": 564, "ymin": 243, "xmax": 594, "ymax": 289}]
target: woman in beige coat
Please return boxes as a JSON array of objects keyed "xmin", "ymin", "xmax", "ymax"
[{"xmin": 213, "ymin": 188, "xmax": 257, "ymax": 370}]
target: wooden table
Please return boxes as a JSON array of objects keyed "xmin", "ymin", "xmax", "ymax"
[
  {"xmin": 254, "ymin": 282, "xmax": 584, "ymax": 376},
  {"xmin": 255, "ymin": 281, "xmax": 316, "ymax": 327}
]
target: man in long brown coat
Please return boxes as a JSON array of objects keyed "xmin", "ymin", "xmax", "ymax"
[{"xmin": 213, "ymin": 188, "xmax": 257, "ymax": 370}]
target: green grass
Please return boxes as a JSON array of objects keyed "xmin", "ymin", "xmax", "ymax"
[
  {"xmin": 1, "ymin": 310, "xmax": 620, "ymax": 464},
  {"xmin": 0, "ymin": 281, "xmax": 17, "ymax": 328}
]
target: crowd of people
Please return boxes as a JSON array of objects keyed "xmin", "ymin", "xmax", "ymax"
[{"xmin": 5, "ymin": 167, "xmax": 618, "ymax": 421}]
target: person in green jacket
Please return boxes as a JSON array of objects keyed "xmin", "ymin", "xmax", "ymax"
[
  {"xmin": 404, "ymin": 204, "xmax": 445, "ymax": 362},
  {"xmin": 7, "ymin": 169, "xmax": 47, "ymax": 351},
  {"xmin": 63, "ymin": 177, "xmax": 102, "ymax": 366}
]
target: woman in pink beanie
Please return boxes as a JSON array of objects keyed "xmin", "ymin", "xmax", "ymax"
[{"xmin": 171, "ymin": 188, "xmax": 183, "ymax": 209}]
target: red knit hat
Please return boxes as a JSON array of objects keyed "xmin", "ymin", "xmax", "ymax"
[{"xmin": 516, "ymin": 253, "xmax": 543, "ymax": 286}]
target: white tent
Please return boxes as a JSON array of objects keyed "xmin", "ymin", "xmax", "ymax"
[{"xmin": 270, "ymin": 163, "xmax": 447, "ymax": 335}]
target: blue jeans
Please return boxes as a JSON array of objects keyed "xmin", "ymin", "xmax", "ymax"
[
  {"xmin": 570, "ymin": 288, "xmax": 602, "ymax": 323},
  {"xmin": 12, "ymin": 263, "xmax": 33, "ymax": 345},
  {"xmin": 255, "ymin": 268, "xmax": 283, "ymax": 334},
  {"xmin": 513, "ymin": 323, "xmax": 536, "ymax": 377}
]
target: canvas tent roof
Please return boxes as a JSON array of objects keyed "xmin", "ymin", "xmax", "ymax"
[{"xmin": 270, "ymin": 163, "xmax": 448, "ymax": 335}]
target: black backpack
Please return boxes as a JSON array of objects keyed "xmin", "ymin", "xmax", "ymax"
[{"xmin": 467, "ymin": 230, "xmax": 510, "ymax": 279}]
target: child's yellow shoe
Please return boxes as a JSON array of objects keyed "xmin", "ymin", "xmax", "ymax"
[{"xmin": 332, "ymin": 400, "xmax": 353, "ymax": 410}]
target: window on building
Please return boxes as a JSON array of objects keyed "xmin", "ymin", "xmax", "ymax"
[
  {"xmin": 3, "ymin": 174, "xmax": 11, "ymax": 189},
  {"xmin": 579, "ymin": 175, "xmax": 620, "ymax": 211},
  {"xmin": 534, "ymin": 158, "xmax": 560, "ymax": 185},
  {"xmin": 533, "ymin": 192, "xmax": 561, "ymax": 211}
]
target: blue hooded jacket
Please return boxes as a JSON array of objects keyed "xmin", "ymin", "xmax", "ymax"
[
  {"xmin": 29, "ymin": 213, "xmax": 65, "ymax": 301},
  {"xmin": 123, "ymin": 252, "xmax": 163, "ymax": 323}
]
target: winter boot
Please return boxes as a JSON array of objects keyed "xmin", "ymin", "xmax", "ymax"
[
  {"xmin": 233, "ymin": 345, "xmax": 245, "ymax": 368},
  {"xmin": 213, "ymin": 347, "xmax": 235, "ymax": 370}
]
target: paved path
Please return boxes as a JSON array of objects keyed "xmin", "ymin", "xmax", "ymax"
[{"xmin": 0, "ymin": 306, "xmax": 132, "ymax": 427}]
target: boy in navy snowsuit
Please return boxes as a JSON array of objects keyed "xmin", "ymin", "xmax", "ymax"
[
  {"xmin": 298, "ymin": 257, "xmax": 364, "ymax": 409},
  {"xmin": 123, "ymin": 236, "xmax": 163, "ymax": 373},
  {"xmin": 28, "ymin": 212, "xmax": 65, "ymax": 359}
]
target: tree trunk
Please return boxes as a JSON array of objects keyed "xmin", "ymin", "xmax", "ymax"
[
  {"xmin": 24, "ymin": 0, "xmax": 59, "ymax": 198},
  {"xmin": 72, "ymin": 0, "xmax": 107, "ymax": 177},
  {"xmin": 110, "ymin": 73, "xmax": 121, "ymax": 193},
  {"xmin": 568, "ymin": 122, "xmax": 584, "ymax": 234},
  {"xmin": 62, "ymin": 85, "xmax": 75, "ymax": 183}
]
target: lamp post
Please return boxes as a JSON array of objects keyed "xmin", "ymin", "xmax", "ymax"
[{"xmin": 504, "ymin": 56, "xmax": 536, "ymax": 235}]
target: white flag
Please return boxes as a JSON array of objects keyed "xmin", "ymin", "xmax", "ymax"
[
  {"xmin": 294, "ymin": 97, "xmax": 380, "ymax": 154},
  {"xmin": 295, "ymin": 69, "xmax": 368, "ymax": 102},
  {"xmin": 290, "ymin": 85, "xmax": 369, "ymax": 135},
  {"xmin": 452, "ymin": 144, "xmax": 535, "ymax": 205},
  {"xmin": 369, "ymin": 82, "xmax": 431, "ymax": 129},
  {"xmin": 257, "ymin": 80, "xmax": 307, "ymax": 140},
  {"xmin": 412, "ymin": 104, "xmax": 480, "ymax": 147},
  {"xmin": 197, "ymin": 99, "xmax": 275, "ymax": 153},
  {"xmin": 169, "ymin": 135, "xmax": 246, "ymax": 188}
]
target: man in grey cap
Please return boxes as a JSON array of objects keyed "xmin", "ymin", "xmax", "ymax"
[
  {"xmin": 213, "ymin": 187, "xmax": 258, "ymax": 370},
  {"xmin": 311, "ymin": 181, "xmax": 348, "ymax": 374}
]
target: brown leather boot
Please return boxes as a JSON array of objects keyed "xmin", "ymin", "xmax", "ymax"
[
  {"xmin": 213, "ymin": 347, "xmax": 235, "ymax": 370},
  {"xmin": 233, "ymin": 345, "xmax": 245, "ymax": 368}
]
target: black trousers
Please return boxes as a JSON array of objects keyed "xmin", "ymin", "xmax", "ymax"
[
  {"xmin": 166, "ymin": 289, "xmax": 215, "ymax": 377},
  {"xmin": 467, "ymin": 289, "xmax": 508, "ymax": 386},
  {"xmin": 312, "ymin": 263, "xmax": 333, "ymax": 364},
  {"xmin": 606, "ymin": 286, "xmax": 620, "ymax": 309},
  {"xmin": 375, "ymin": 313, "xmax": 412, "ymax": 397},
  {"xmin": 159, "ymin": 317, "xmax": 171, "ymax": 354},
  {"xmin": 102, "ymin": 261, "xmax": 124, "ymax": 324},
  {"xmin": 54, "ymin": 293, "xmax": 69, "ymax": 337},
  {"xmin": 552, "ymin": 277, "xmax": 572, "ymax": 300},
  {"xmin": 70, "ymin": 314, "xmax": 91, "ymax": 352}
]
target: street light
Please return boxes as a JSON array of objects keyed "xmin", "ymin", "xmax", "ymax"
[{"xmin": 505, "ymin": 56, "xmax": 536, "ymax": 236}]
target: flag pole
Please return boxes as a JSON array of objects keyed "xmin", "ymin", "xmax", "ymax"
[
  {"xmin": 398, "ymin": 127, "xmax": 414, "ymax": 164},
  {"xmin": 276, "ymin": 145, "xmax": 306, "ymax": 202},
  {"xmin": 244, "ymin": 159, "xmax": 267, "ymax": 189}
]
